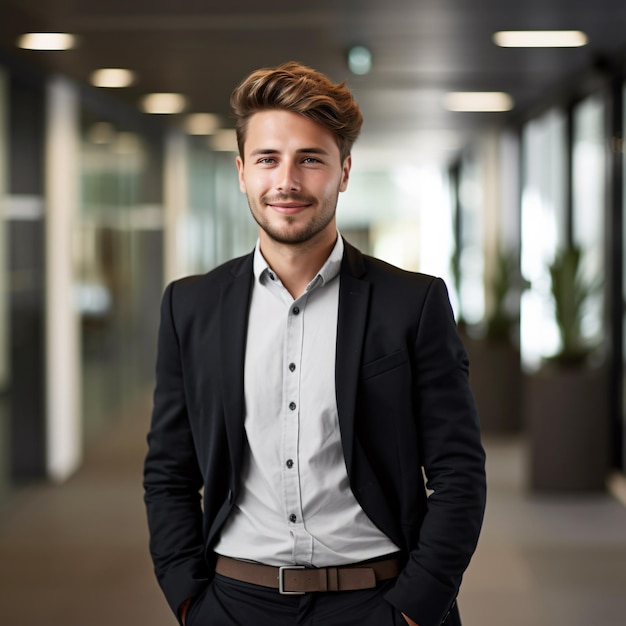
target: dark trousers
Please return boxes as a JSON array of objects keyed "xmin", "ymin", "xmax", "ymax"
[{"xmin": 186, "ymin": 574, "xmax": 407, "ymax": 626}]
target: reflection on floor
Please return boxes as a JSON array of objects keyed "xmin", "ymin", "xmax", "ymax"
[{"xmin": 1, "ymin": 397, "xmax": 625, "ymax": 626}]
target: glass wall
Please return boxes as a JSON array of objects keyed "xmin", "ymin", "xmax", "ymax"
[
  {"xmin": 78, "ymin": 109, "xmax": 164, "ymax": 442},
  {"xmin": 520, "ymin": 96, "xmax": 607, "ymax": 372},
  {"xmin": 571, "ymin": 92, "xmax": 606, "ymax": 360},
  {"xmin": 78, "ymin": 118, "xmax": 259, "ymax": 443},
  {"xmin": 520, "ymin": 108, "xmax": 568, "ymax": 370},
  {"xmin": 182, "ymin": 136, "xmax": 254, "ymax": 275},
  {"xmin": 456, "ymin": 151, "xmax": 485, "ymax": 326}
]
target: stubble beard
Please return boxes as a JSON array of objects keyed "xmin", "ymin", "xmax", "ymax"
[{"xmin": 247, "ymin": 191, "xmax": 340, "ymax": 246}]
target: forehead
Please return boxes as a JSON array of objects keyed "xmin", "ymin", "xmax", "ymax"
[{"xmin": 244, "ymin": 110, "xmax": 340, "ymax": 155}]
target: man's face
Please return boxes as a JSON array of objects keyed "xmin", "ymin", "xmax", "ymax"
[{"xmin": 236, "ymin": 110, "xmax": 351, "ymax": 247}]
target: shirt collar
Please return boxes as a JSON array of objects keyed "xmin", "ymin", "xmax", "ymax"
[{"xmin": 253, "ymin": 233, "xmax": 344, "ymax": 291}]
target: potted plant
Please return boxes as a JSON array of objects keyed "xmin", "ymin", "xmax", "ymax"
[
  {"xmin": 463, "ymin": 248, "xmax": 525, "ymax": 434},
  {"xmin": 525, "ymin": 244, "xmax": 609, "ymax": 492}
]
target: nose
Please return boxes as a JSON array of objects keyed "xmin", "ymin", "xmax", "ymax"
[{"xmin": 276, "ymin": 162, "xmax": 300, "ymax": 192}]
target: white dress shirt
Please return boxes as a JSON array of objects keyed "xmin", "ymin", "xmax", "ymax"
[{"xmin": 214, "ymin": 235, "xmax": 399, "ymax": 566}]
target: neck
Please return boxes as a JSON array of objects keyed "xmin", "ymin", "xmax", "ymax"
[{"xmin": 259, "ymin": 230, "xmax": 338, "ymax": 299}]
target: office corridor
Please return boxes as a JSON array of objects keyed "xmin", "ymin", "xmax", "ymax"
[{"xmin": 1, "ymin": 394, "xmax": 625, "ymax": 626}]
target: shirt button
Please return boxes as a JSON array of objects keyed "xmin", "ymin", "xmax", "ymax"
[
  {"xmin": 289, "ymin": 402, "xmax": 296, "ymax": 411},
  {"xmin": 268, "ymin": 272, "xmax": 275, "ymax": 281},
  {"xmin": 289, "ymin": 513, "xmax": 297, "ymax": 523},
  {"xmin": 292, "ymin": 306, "xmax": 300, "ymax": 315},
  {"xmin": 289, "ymin": 363, "xmax": 296, "ymax": 372},
  {"xmin": 286, "ymin": 459, "xmax": 294, "ymax": 468}
]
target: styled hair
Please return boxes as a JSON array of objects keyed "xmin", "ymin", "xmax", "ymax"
[{"xmin": 230, "ymin": 61, "xmax": 363, "ymax": 162}]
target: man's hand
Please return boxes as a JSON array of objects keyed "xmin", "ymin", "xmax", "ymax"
[{"xmin": 402, "ymin": 613, "xmax": 419, "ymax": 626}]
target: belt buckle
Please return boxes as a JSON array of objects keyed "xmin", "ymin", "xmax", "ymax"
[{"xmin": 278, "ymin": 565, "xmax": 306, "ymax": 595}]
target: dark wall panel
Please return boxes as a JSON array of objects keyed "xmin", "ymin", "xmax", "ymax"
[{"xmin": 8, "ymin": 74, "xmax": 46, "ymax": 481}]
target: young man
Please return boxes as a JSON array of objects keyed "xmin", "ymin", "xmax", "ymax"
[{"xmin": 144, "ymin": 62, "xmax": 486, "ymax": 626}]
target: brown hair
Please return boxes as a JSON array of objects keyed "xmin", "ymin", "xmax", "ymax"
[{"xmin": 230, "ymin": 61, "xmax": 363, "ymax": 162}]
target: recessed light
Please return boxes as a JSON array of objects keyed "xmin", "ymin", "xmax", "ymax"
[
  {"xmin": 443, "ymin": 92, "xmax": 514, "ymax": 112},
  {"xmin": 140, "ymin": 93, "xmax": 187, "ymax": 114},
  {"xmin": 17, "ymin": 32, "xmax": 77, "ymax": 50},
  {"xmin": 90, "ymin": 68, "xmax": 135, "ymax": 88},
  {"xmin": 493, "ymin": 30, "xmax": 588, "ymax": 48},
  {"xmin": 184, "ymin": 113, "xmax": 220, "ymax": 135}
]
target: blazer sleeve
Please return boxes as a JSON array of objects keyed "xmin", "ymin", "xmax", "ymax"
[
  {"xmin": 143, "ymin": 281, "xmax": 209, "ymax": 620},
  {"xmin": 385, "ymin": 278, "xmax": 486, "ymax": 626}
]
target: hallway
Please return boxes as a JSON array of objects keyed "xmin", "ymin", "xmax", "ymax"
[{"xmin": 1, "ymin": 395, "xmax": 625, "ymax": 626}]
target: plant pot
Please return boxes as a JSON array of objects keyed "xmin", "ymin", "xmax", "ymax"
[
  {"xmin": 525, "ymin": 364, "xmax": 609, "ymax": 492},
  {"xmin": 463, "ymin": 336, "xmax": 522, "ymax": 435}
]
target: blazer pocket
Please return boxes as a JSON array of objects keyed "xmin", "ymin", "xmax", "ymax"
[{"xmin": 360, "ymin": 349, "xmax": 409, "ymax": 380}]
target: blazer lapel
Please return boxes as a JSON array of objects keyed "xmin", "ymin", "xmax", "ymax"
[
  {"xmin": 219, "ymin": 254, "xmax": 254, "ymax": 472},
  {"xmin": 335, "ymin": 242, "xmax": 370, "ymax": 473}
]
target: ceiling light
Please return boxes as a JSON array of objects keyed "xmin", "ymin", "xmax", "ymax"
[
  {"xmin": 140, "ymin": 93, "xmax": 187, "ymax": 114},
  {"xmin": 184, "ymin": 113, "xmax": 220, "ymax": 135},
  {"xmin": 443, "ymin": 92, "xmax": 514, "ymax": 112},
  {"xmin": 17, "ymin": 32, "xmax": 77, "ymax": 50},
  {"xmin": 347, "ymin": 46, "xmax": 373, "ymax": 75},
  {"xmin": 493, "ymin": 30, "xmax": 588, "ymax": 48},
  {"xmin": 90, "ymin": 68, "xmax": 135, "ymax": 88}
]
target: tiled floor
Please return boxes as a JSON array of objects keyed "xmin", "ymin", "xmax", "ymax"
[{"xmin": 1, "ymin": 397, "xmax": 625, "ymax": 626}]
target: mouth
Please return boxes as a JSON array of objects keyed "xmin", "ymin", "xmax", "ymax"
[{"xmin": 265, "ymin": 198, "xmax": 313, "ymax": 214}]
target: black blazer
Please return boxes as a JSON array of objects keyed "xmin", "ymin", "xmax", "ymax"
[{"xmin": 144, "ymin": 240, "xmax": 486, "ymax": 626}]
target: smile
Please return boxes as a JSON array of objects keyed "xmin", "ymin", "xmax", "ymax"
[{"xmin": 266, "ymin": 201, "xmax": 312, "ymax": 214}]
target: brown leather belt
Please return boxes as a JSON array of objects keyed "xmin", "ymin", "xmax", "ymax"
[{"xmin": 215, "ymin": 555, "xmax": 401, "ymax": 595}]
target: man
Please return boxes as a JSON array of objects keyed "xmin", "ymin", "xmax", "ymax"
[{"xmin": 144, "ymin": 61, "xmax": 486, "ymax": 626}]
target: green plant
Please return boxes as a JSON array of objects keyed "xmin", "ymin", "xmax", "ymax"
[
  {"xmin": 485, "ymin": 248, "xmax": 518, "ymax": 342},
  {"xmin": 548, "ymin": 244, "xmax": 599, "ymax": 367},
  {"xmin": 485, "ymin": 247, "xmax": 531, "ymax": 342}
]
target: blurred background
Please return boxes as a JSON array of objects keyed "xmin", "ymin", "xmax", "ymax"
[{"xmin": 0, "ymin": 1, "xmax": 625, "ymax": 625}]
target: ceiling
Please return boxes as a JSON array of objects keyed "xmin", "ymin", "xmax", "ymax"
[{"xmin": 2, "ymin": 0, "xmax": 626, "ymax": 168}]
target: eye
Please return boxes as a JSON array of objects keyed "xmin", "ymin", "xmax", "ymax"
[
  {"xmin": 258, "ymin": 157, "xmax": 276, "ymax": 164},
  {"xmin": 302, "ymin": 157, "xmax": 321, "ymax": 164}
]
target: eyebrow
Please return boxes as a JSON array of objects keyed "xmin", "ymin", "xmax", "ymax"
[{"xmin": 249, "ymin": 147, "xmax": 331, "ymax": 157}]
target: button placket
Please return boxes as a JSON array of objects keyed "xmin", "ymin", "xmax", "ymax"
[{"xmin": 282, "ymin": 296, "xmax": 305, "ymax": 537}]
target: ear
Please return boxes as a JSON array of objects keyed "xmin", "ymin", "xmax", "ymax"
[
  {"xmin": 339, "ymin": 155, "xmax": 352, "ymax": 192},
  {"xmin": 236, "ymin": 156, "xmax": 246, "ymax": 193}
]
